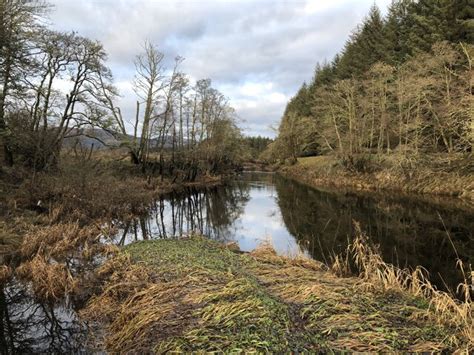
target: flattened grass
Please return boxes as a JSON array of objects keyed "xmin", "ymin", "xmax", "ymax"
[{"xmin": 83, "ymin": 237, "xmax": 470, "ymax": 352}]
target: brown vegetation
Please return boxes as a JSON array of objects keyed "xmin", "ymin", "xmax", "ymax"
[
  {"xmin": 1, "ymin": 151, "xmax": 471, "ymax": 352},
  {"xmin": 349, "ymin": 222, "xmax": 473, "ymax": 346},
  {"xmin": 15, "ymin": 255, "xmax": 77, "ymax": 303},
  {"xmin": 280, "ymin": 154, "xmax": 474, "ymax": 202},
  {"xmin": 0, "ymin": 151, "xmax": 225, "ymax": 311},
  {"xmin": 82, "ymin": 236, "xmax": 472, "ymax": 352}
]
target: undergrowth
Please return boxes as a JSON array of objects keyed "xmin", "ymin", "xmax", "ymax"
[{"xmin": 283, "ymin": 153, "xmax": 474, "ymax": 201}]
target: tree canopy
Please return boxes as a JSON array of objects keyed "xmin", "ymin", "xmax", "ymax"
[{"xmin": 271, "ymin": 0, "xmax": 473, "ymax": 161}]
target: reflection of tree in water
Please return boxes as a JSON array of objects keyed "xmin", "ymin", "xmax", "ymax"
[
  {"xmin": 274, "ymin": 175, "xmax": 474, "ymax": 293},
  {"xmin": 116, "ymin": 182, "xmax": 251, "ymax": 245},
  {"xmin": 0, "ymin": 281, "xmax": 87, "ymax": 354}
]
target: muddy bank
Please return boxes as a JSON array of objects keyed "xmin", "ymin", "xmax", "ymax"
[{"xmin": 279, "ymin": 156, "xmax": 474, "ymax": 203}]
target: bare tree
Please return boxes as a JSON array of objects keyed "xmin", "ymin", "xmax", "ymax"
[
  {"xmin": 0, "ymin": 0, "xmax": 48, "ymax": 166},
  {"xmin": 132, "ymin": 41, "xmax": 165, "ymax": 164}
]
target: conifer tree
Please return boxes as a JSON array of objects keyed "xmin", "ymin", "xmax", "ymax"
[{"xmin": 271, "ymin": 0, "xmax": 474, "ymax": 162}]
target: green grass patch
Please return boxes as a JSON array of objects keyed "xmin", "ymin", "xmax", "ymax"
[
  {"xmin": 297, "ymin": 155, "xmax": 334, "ymax": 169},
  {"xmin": 83, "ymin": 237, "xmax": 470, "ymax": 352}
]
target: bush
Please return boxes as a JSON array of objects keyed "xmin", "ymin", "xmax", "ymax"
[{"xmin": 339, "ymin": 154, "xmax": 379, "ymax": 174}]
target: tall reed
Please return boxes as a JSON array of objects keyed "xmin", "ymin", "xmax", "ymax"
[{"xmin": 349, "ymin": 221, "xmax": 473, "ymax": 347}]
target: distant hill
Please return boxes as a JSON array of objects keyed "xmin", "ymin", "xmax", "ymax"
[
  {"xmin": 63, "ymin": 128, "xmax": 177, "ymax": 150},
  {"xmin": 63, "ymin": 128, "xmax": 121, "ymax": 149}
]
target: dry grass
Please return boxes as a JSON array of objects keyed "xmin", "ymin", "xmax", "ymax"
[
  {"xmin": 248, "ymin": 244, "xmax": 467, "ymax": 352},
  {"xmin": 20, "ymin": 221, "xmax": 116, "ymax": 261},
  {"xmin": 284, "ymin": 153, "xmax": 474, "ymax": 202},
  {"xmin": 297, "ymin": 155, "xmax": 335, "ymax": 169},
  {"xmin": 0, "ymin": 265, "xmax": 12, "ymax": 283},
  {"xmin": 349, "ymin": 222, "xmax": 473, "ymax": 349},
  {"xmin": 81, "ymin": 237, "xmax": 471, "ymax": 352},
  {"xmin": 0, "ymin": 214, "xmax": 45, "ymax": 256},
  {"xmin": 10, "ymin": 217, "xmax": 119, "ymax": 304},
  {"xmin": 82, "ymin": 238, "xmax": 293, "ymax": 353},
  {"xmin": 16, "ymin": 254, "xmax": 77, "ymax": 302},
  {"xmin": 81, "ymin": 255, "xmax": 161, "ymax": 351}
]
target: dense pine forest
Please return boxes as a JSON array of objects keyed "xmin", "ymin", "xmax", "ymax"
[{"xmin": 269, "ymin": 0, "xmax": 473, "ymax": 162}]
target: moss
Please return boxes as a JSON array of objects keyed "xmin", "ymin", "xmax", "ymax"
[{"xmin": 83, "ymin": 237, "xmax": 470, "ymax": 353}]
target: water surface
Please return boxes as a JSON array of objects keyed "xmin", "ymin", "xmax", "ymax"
[
  {"xmin": 3, "ymin": 172, "xmax": 473, "ymax": 352},
  {"xmin": 117, "ymin": 172, "xmax": 473, "ymax": 294}
]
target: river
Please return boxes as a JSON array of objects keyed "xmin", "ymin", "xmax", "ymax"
[
  {"xmin": 2, "ymin": 172, "xmax": 473, "ymax": 352},
  {"xmin": 116, "ymin": 172, "xmax": 473, "ymax": 293}
]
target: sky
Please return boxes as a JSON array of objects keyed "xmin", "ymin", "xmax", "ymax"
[{"xmin": 48, "ymin": 0, "xmax": 392, "ymax": 137}]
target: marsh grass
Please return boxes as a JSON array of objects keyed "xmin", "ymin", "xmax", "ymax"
[
  {"xmin": 0, "ymin": 213, "xmax": 44, "ymax": 256},
  {"xmin": 7, "ymin": 217, "xmax": 119, "ymax": 304},
  {"xmin": 15, "ymin": 254, "xmax": 77, "ymax": 302},
  {"xmin": 82, "ymin": 236, "xmax": 471, "ymax": 352},
  {"xmin": 20, "ymin": 221, "xmax": 117, "ymax": 261},
  {"xmin": 350, "ymin": 222, "xmax": 473, "ymax": 348}
]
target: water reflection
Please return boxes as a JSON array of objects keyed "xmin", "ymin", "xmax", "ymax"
[
  {"xmin": 0, "ymin": 281, "xmax": 87, "ymax": 354},
  {"xmin": 115, "ymin": 181, "xmax": 250, "ymax": 244},
  {"xmin": 274, "ymin": 176, "xmax": 474, "ymax": 292},
  {"xmin": 2, "ymin": 172, "xmax": 473, "ymax": 352},
  {"xmin": 115, "ymin": 173, "xmax": 306, "ymax": 255},
  {"xmin": 117, "ymin": 172, "xmax": 473, "ymax": 293}
]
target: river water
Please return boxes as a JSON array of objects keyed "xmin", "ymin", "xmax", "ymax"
[
  {"xmin": 2, "ymin": 172, "xmax": 473, "ymax": 352},
  {"xmin": 116, "ymin": 172, "xmax": 473, "ymax": 293}
]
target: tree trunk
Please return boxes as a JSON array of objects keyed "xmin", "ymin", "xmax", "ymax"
[{"xmin": 0, "ymin": 50, "xmax": 14, "ymax": 166}]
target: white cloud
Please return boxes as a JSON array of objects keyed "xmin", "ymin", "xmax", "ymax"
[{"xmin": 48, "ymin": 0, "xmax": 393, "ymax": 136}]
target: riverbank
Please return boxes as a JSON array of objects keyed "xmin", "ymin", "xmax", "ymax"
[
  {"xmin": 0, "ymin": 165, "xmax": 225, "ymax": 260},
  {"xmin": 279, "ymin": 154, "xmax": 474, "ymax": 202},
  {"xmin": 0, "ymin": 157, "xmax": 226, "ymax": 238},
  {"xmin": 0, "ymin": 158, "xmax": 236, "ymax": 351},
  {"xmin": 2, "ymin": 163, "xmax": 472, "ymax": 352},
  {"xmin": 241, "ymin": 160, "xmax": 277, "ymax": 172},
  {"xmin": 0, "ymin": 156, "xmax": 227, "ymax": 301},
  {"xmin": 82, "ymin": 236, "xmax": 472, "ymax": 352}
]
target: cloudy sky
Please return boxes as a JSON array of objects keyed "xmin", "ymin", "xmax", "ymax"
[{"xmin": 49, "ymin": 0, "xmax": 392, "ymax": 137}]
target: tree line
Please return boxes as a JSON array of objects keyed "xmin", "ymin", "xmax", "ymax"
[
  {"xmin": 240, "ymin": 136, "xmax": 273, "ymax": 160},
  {"xmin": 269, "ymin": 0, "xmax": 473, "ymax": 162},
  {"xmin": 0, "ymin": 0, "xmax": 244, "ymax": 178}
]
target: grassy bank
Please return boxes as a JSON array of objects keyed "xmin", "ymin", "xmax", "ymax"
[
  {"xmin": 0, "ymin": 155, "xmax": 228, "ymax": 337},
  {"xmin": 82, "ymin": 237, "xmax": 472, "ymax": 352},
  {"xmin": 0, "ymin": 155, "xmax": 224, "ymax": 256},
  {"xmin": 2, "ymin": 154, "xmax": 472, "ymax": 352},
  {"xmin": 279, "ymin": 154, "xmax": 474, "ymax": 202}
]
